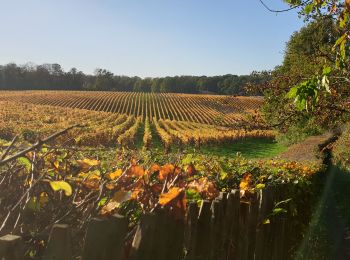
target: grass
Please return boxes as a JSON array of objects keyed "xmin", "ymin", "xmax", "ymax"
[
  {"xmin": 188, "ymin": 138, "xmax": 287, "ymax": 159},
  {"xmin": 146, "ymin": 129, "xmax": 287, "ymax": 159}
]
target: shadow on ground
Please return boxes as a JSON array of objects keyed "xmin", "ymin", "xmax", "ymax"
[{"xmin": 295, "ymin": 165, "xmax": 350, "ymax": 260}]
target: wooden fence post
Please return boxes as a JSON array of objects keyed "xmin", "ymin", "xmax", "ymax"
[
  {"xmin": 231, "ymin": 189, "xmax": 241, "ymax": 259},
  {"xmin": 239, "ymin": 201, "xmax": 250, "ymax": 260},
  {"xmin": 0, "ymin": 234, "xmax": 23, "ymax": 260},
  {"xmin": 82, "ymin": 214, "xmax": 128, "ymax": 260},
  {"xmin": 42, "ymin": 224, "xmax": 72, "ymax": 260},
  {"xmin": 224, "ymin": 189, "xmax": 240, "ymax": 259},
  {"xmin": 247, "ymin": 193, "xmax": 259, "ymax": 260},
  {"xmin": 129, "ymin": 213, "xmax": 156, "ymax": 260},
  {"xmin": 130, "ymin": 208, "xmax": 185, "ymax": 260},
  {"xmin": 184, "ymin": 202, "xmax": 199, "ymax": 260},
  {"xmin": 272, "ymin": 217, "xmax": 286, "ymax": 260},
  {"xmin": 194, "ymin": 200, "xmax": 212, "ymax": 260},
  {"xmin": 210, "ymin": 199, "xmax": 224, "ymax": 260}
]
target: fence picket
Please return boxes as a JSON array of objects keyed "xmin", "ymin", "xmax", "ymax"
[
  {"xmin": 82, "ymin": 214, "xmax": 128, "ymax": 260},
  {"xmin": 0, "ymin": 234, "xmax": 23, "ymax": 260},
  {"xmin": 194, "ymin": 200, "xmax": 212, "ymax": 260},
  {"xmin": 42, "ymin": 224, "xmax": 72, "ymax": 260}
]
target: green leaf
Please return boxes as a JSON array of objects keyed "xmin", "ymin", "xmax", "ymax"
[
  {"xmin": 255, "ymin": 183, "xmax": 265, "ymax": 189},
  {"xmin": 303, "ymin": 3, "xmax": 314, "ymax": 15},
  {"xmin": 17, "ymin": 157, "xmax": 32, "ymax": 172},
  {"xmin": 322, "ymin": 66, "xmax": 331, "ymax": 76},
  {"xmin": 272, "ymin": 207, "xmax": 287, "ymax": 215},
  {"xmin": 262, "ymin": 218, "xmax": 270, "ymax": 224},
  {"xmin": 49, "ymin": 181, "xmax": 72, "ymax": 196}
]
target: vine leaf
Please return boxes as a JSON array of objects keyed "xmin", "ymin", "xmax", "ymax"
[
  {"xmin": 159, "ymin": 187, "xmax": 183, "ymax": 205},
  {"xmin": 49, "ymin": 181, "xmax": 72, "ymax": 196}
]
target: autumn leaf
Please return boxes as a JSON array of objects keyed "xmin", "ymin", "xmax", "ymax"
[
  {"xmin": 107, "ymin": 169, "xmax": 123, "ymax": 180},
  {"xmin": 240, "ymin": 173, "xmax": 253, "ymax": 191},
  {"xmin": 49, "ymin": 181, "xmax": 72, "ymax": 196},
  {"xmin": 188, "ymin": 177, "xmax": 219, "ymax": 199},
  {"xmin": 53, "ymin": 160, "xmax": 60, "ymax": 169},
  {"xmin": 77, "ymin": 158, "xmax": 100, "ymax": 171},
  {"xmin": 127, "ymin": 165, "xmax": 145, "ymax": 177},
  {"xmin": 159, "ymin": 187, "xmax": 183, "ymax": 206},
  {"xmin": 100, "ymin": 201, "xmax": 119, "ymax": 216},
  {"xmin": 100, "ymin": 190, "xmax": 131, "ymax": 215},
  {"xmin": 113, "ymin": 190, "xmax": 131, "ymax": 204},
  {"xmin": 186, "ymin": 164, "xmax": 196, "ymax": 176},
  {"xmin": 149, "ymin": 164, "xmax": 161, "ymax": 173},
  {"xmin": 158, "ymin": 164, "xmax": 175, "ymax": 181}
]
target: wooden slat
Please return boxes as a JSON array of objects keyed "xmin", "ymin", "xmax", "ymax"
[
  {"xmin": 184, "ymin": 202, "xmax": 199, "ymax": 260},
  {"xmin": 42, "ymin": 224, "xmax": 72, "ymax": 260},
  {"xmin": 82, "ymin": 214, "xmax": 128, "ymax": 260},
  {"xmin": 194, "ymin": 200, "xmax": 212, "ymax": 260},
  {"xmin": 0, "ymin": 234, "xmax": 23, "ymax": 260}
]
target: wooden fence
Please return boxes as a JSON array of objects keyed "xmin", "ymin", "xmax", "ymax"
[{"xmin": 0, "ymin": 187, "xmax": 290, "ymax": 260}]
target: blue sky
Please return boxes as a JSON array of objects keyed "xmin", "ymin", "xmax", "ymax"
[{"xmin": 0, "ymin": 0, "xmax": 304, "ymax": 77}]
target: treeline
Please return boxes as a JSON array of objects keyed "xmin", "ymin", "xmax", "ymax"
[{"xmin": 0, "ymin": 62, "xmax": 270, "ymax": 95}]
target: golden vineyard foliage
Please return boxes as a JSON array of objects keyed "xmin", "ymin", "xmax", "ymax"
[
  {"xmin": 0, "ymin": 91, "xmax": 263, "ymax": 127},
  {"xmin": 0, "ymin": 100, "xmax": 274, "ymax": 150}
]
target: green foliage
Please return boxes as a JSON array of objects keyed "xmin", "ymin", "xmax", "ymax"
[
  {"xmin": 276, "ymin": 120, "xmax": 324, "ymax": 146},
  {"xmin": 333, "ymin": 123, "xmax": 350, "ymax": 171}
]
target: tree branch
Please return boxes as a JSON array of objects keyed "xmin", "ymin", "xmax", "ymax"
[{"xmin": 0, "ymin": 125, "xmax": 84, "ymax": 166}]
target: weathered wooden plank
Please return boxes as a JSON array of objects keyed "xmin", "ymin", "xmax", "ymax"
[
  {"xmin": 129, "ymin": 213, "xmax": 156, "ymax": 260},
  {"xmin": 194, "ymin": 200, "xmax": 212, "ymax": 260},
  {"xmin": 261, "ymin": 186, "xmax": 276, "ymax": 260},
  {"xmin": 272, "ymin": 217, "xmax": 286, "ymax": 260},
  {"xmin": 210, "ymin": 199, "xmax": 224, "ymax": 260},
  {"xmin": 223, "ymin": 190, "xmax": 240, "ymax": 260},
  {"xmin": 184, "ymin": 202, "xmax": 199, "ymax": 260},
  {"xmin": 0, "ymin": 234, "xmax": 23, "ymax": 260},
  {"xmin": 238, "ymin": 201, "xmax": 250, "ymax": 260},
  {"xmin": 247, "ymin": 193, "xmax": 259, "ymax": 260},
  {"xmin": 82, "ymin": 214, "xmax": 128, "ymax": 260},
  {"xmin": 42, "ymin": 224, "xmax": 72, "ymax": 260},
  {"xmin": 166, "ymin": 214, "xmax": 185, "ymax": 260}
]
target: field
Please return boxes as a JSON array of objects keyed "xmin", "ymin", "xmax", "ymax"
[{"xmin": 0, "ymin": 91, "xmax": 277, "ymax": 156}]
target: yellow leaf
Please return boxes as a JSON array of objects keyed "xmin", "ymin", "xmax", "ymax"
[
  {"xmin": 49, "ymin": 181, "xmax": 72, "ymax": 196},
  {"xmin": 255, "ymin": 183, "xmax": 265, "ymax": 190},
  {"xmin": 159, "ymin": 187, "xmax": 183, "ymax": 206},
  {"xmin": 262, "ymin": 218, "xmax": 270, "ymax": 224},
  {"xmin": 240, "ymin": 173, "xmax": 253, "ymax": 191},
  {"xmin": 107, "ymin": 169, "xmax": 123, "ymax": 180},
  {"xmin": 53, "ymin": 161, "xmax": 60, "ymax": 169},
  {"xmin": 77, "ymin": 158, "xmax": 100, "ymax": 171}
]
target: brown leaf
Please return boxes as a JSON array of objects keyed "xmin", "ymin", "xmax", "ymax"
[
  {"xmin": 186, "ymin": 164, "xmax": 196, "ymax": 176},
  {"xmin": 188, "ymin": 177, "xmax": 219, "ymax": 199},
  {"xmin": 77, "ymin": 158, "xmax": 100, "ymax": 171},
  {"xmin": 158, "ymin": 164, "xmax": 175, "ymax": 181},
  {"xmin": 127, "ymin": 165, "xmax": 145, "ymax": 177}
]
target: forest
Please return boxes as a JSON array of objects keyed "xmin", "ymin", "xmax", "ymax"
[{"xmin": 0, "ymin": 63, "xmax": 269, "ymax": 95}]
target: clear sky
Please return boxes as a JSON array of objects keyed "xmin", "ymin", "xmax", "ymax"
[{"xmin": 0, "ymin": 0, "xmax": 304, "ymax": 77}]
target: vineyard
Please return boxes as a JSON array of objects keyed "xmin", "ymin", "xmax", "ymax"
[
  {"xmin": 0, "ymin": 91, "xmax": 274, "ymax": 152},
  {"xmin": 0, "ymin": 91, "xmax": 264, "ymax": 128}
]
